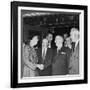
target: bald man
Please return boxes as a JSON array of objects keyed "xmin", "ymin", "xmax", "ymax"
[
  {"xmin": 37, "ymin": 39, "xmax": 53, "ymax": 76},
  {"xmin": 52, "ymin": 35, "xmax": 70, "ymax": 75}
]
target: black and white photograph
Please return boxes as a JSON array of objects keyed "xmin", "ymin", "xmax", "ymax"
[
  {"xmin": 11, "ymin": 1, "xmax": 87, "ymax": 88},
  {"xmin": 21, "ymin": 10, "xmax": 80, "ymax": 78}
]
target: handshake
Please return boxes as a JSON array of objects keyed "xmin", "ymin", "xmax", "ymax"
[{"xmin": 36, "ymin": 64, "xmax": 44, "ymax": 70}]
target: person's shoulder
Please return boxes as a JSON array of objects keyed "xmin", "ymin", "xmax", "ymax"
[
  {"xmin": 49, "ymin": 48, "xmax": 57, "ymax": 55},
  {"xmin": 24, "ymin": 45, "xmax": 30, "ymax": 50},
  {"xmin": 37, "ymin": 47, "xmax": 41, "ymax": 50},
  {"xmin": 62, "ymin": 46, "xmax": 70, "ymax": 51},
  {"xmin": 36, "ymin": 47, "xmax": 41, "ymax": 53},
  {"xmin": 23, "ymin": 45, "xmax": 30, "ymax": 54},
  {"xmin": 48, "ymin": 47, "xmax": 55, "ymax": 51},
  {"xmin": 62, "ymin": 47, "xmax": 72, "ymax": 54}
]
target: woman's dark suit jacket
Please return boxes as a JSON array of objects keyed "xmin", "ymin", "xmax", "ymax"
[{"xmin": 52, "ymin": 47, "xmax": 71, "ymax": 75}]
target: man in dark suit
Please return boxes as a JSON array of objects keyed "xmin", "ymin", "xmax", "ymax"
[
  {"xmin": 46, "ymin": 33, "xmax": 55, "ymax": 49},
  {"xmin": 52, "ymin": 35, "xmax": 70, "ymax": 75},
  {"xmin": 69, "ymin": 28, "xmax": 79, "ymax": 74},
  {"xmin": 37, "ymin": 39, "xmax": 53, "ymax": 76}
]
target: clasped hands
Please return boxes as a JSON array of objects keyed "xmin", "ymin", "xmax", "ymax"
[{"xmin": 36, "ymin": 64, "xmax": 44, "ymax": 70}]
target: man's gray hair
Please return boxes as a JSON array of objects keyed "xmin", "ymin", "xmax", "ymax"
[{"xmin": 70, "ymin": 28, "xmax": 79, "ymax": 39}]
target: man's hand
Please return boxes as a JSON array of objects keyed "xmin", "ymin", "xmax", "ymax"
[{"xmin": 37, "ymin": 64, "xmax": 44, "ymax": 70}]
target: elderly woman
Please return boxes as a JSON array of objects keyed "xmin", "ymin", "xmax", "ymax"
[{"xmin": 23, "ymin": 35, "xmax": 39, "ymax": 77}]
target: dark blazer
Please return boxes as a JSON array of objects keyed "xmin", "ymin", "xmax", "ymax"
[
  {"xmin": 48, "ymin": 42, "xmax": 56, "ymax": 49},
  {"xmin": 37, "ymin": 48, "xmax": 53, "ymax": 76},
  {"xmin": 52, "ymin": 47, "xmax": 71, "ymax": 75}
]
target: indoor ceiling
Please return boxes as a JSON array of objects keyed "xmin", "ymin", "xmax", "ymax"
[{"xmin": 22, "ymin": 11, "xmax": 80, "ymax": 29}]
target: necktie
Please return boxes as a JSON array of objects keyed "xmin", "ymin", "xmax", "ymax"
[
  {"xmin": 72, "ymin": 42, "xmax": 75, "ymax": 52},
  {"xmin": 57, "ymin": 49, "xmax": 59, "ymax": 53},
  {"xmin": 42, "ymin": 48, "xmax": 45, "ymax": 60}
]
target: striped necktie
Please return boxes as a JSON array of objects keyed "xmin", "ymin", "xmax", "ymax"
[{"xmin": 42, "ymin": 48, "xmax": 45, "ymax": 60}]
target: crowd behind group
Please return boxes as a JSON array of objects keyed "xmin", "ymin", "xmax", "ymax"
[{"xmin": 22, "ymin": 27, "xmax": 79, "ymax": 77}]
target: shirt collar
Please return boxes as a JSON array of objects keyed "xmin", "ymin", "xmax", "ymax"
[{"xmin": 75, "ymin": 40, "xmax": 79, "ymax": 48}]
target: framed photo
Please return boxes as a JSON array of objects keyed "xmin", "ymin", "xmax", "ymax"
[{"xmin": 11, "ymin": 1, "xmax": 88, "ymax": 88}]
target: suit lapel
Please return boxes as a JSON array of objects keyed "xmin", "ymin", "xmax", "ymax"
[
  {"xmin": 76, "ymin": 42, "xmax": 79, "ymax": 51},
  {"xmin": 71, "ymin": 42, "xmax": 79, "ymax": 61},
  {"xmin": 38, "ymin": 48, "xmax": 43, "ymax": 63},
  {"xmin": 73, "ymin": 42, "xmax": 79, "ymax": 53},
  {"xmin": 54, "ymin": 48, "xmax": 60, "ymax": 59},
  {"xmin": 40, "ymin": 48, "xmax": 48, "ymax": 64},
  {"xmin": 38, "ymin": 48, "xmax": 51, "ymax": 64},
  {"xmin": 43, "ymin": 48, "xmax": 49, "ymax": 63}
]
